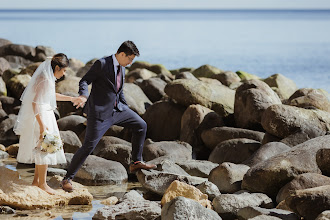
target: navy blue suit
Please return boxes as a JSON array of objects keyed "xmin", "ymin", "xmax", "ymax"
[{"xmin": 65, "ymin": 55, "xmax": 147, "ymax": 180}]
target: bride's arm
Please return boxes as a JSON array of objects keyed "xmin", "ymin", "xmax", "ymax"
[{"xmin": 55, "ymin": 93, "xmax": 74, "ymax": 102}]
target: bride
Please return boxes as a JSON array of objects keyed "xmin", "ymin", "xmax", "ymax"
[{"xmin": 14, "ymin": 53, "xmax": 79, "ymax": 194}]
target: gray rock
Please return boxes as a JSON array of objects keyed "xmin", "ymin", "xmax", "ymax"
[
  {"xmin": 0, "ymin": 150, "xmax": 9, "ymax": 159},
  {"xmin": 165, "ymin": 79, "xmax": 235, "ymax": 116},
  {"xmin": 209, "ymin": 162, "xmax": 250, "ymax": 193},
  {"xmin": 76, "ymin": 58, "xmax": 97, "ymax": 78},
  {"xmin": 3, "ymin": 55, "xmax": 33, "ymax": 68},
  {"xmin": 123, "ymin": 83, "xmax": 152, "ymax": 115},
  {"xmin": 162, "ymin": 196, "xmax": 221, "ymax": 220},
  {"xmin": 138, "ymin": 77, "xmax": 167, "ymax": 103},
  {"xmin": 126, "ymin": 68, "xmax": 157, "ymax": 83},
  {"xmin": 175, "ymin": 71, "xmax": 198, "ymax": 80},
  {"xmin": 243, "ymin": 142, "xmax": 290, "ymax": 167},
  {"xmin": 261, "ymin": 132, "xmax": 281, "ymax": 145},
  {"xmin": 143, "ymin": 140, "xmax": 192, "ymax": 162},
  {"xmin": 208, "ymin": 138, "xmax": 261, "ymax": 164},
  {"xmin": 65, "ymin": 153, "xmax": 128, "ymax": 185},
  {"xmin": 34, "ymin": 45, "xmax": 55, "ymax": 62},
  {"xmin": 234, "ymin": 79, "xmax": 281, "ymax": 130},
  {"xmin": 0, "ymin": 96, "xmax": 20, "ymax": 115},
  {"xmin": 170, "ymin": 67, "xmax": 195, "ymax": 76},
  {"xmin": 287, "ymin": 88, "xmax": 330, "ymax": 112},
  {"xmin": 93, "ymin": 137, "xmax": 132, "ymax": 171},
  {"xmin": 242, "ymin": 135, "xmax": 330, "ymax": 197},
  {"xmin": 7, "ymin": 74, "xmax": 31, "ymax": 99},
  {"xmin": 263, "ymin": 73, "xmax": 298, "ymax": 100},
  {"xmin": 212, "ymin": 71, "xmax": 241, "ymax": 87},
  {"xmin": 316, "ymin": 210, "xmax": 330, "ymax": 220},
  {"xmin": 212, "ymin": 191, "xmax": 273, "ymax": 219},
  {"xmin": 57, "ymin": 115, "xmax": 86, "ymax": 136},
  {"xmin": 0, "ymin": 38, "xmax": 12, "ymax": 47},
  {"xmin": 0, "ymin": 58, "xmax": 10, "ymax": 76},
  {"xmin": 196, "ymin": 181, "xmax": 221, "ymax": 201},
  {"xmin": 47, "ymin": 168, "xmax": 67, "ymax": 177},
  {"xmin": 261, "ymin": 104, "xmax": 330, "ymax": 144},
  {"xmin": 148, "ymin": 158, "xmax": 189, "ymax": 176},
  {"xmin": 201, "ymin": 126, "xmax": 264, "ymax": 150},
  {"xmin": 69, "ymin": 58, "xmax": 85, "ymax": 73},
  {"xmin": 60, "ymin": 130, "xmax": 82, "ymax": 153},
  {"xmin": 0, "ymin": 44, "xmax": 36, "ymax": 60},
  {"xmin": 192, "ymin": 64, "xmax": 223, "ymax": 78},
  {"xmin": 143, "ymin": 101, "xmax": 186, "ymax": 141},
  {"xmin": 277, "ymin": 173, "xmax": 330, "ymax": 203},
  {"xmin": 136, "ymin": 169, "xmax": 207, "ymax": 195},
  {"xmin": 130, "ymin": 61, "xmax": 173, "ymax": 79},
  {"xmin": 285, "ymin": 185, "xmax": 330, "ymax": 220},
  {"xmin": 237, "ymin": 206, "xmax": 299, "ymax": 220},
  {"xmin": 19, "ymin": 62, "xmax": 41, "ymax": 76},
  {"xmin": 316, "ymin": 148, "xmax": 330, "ymax": 176},
  {"xmin": 93, "ymin": 190, "xmax": 161, "ymax": 220},
  {"xmin": 0, "ymin": 114, "xmax": 18, "ymax": 146},
  {"xmin": 175, "ymin": 159, "xmax": 219, "ymax": 178}
]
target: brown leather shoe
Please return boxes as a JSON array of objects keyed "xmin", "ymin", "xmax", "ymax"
[
  {"xmin": 61, "ymin": 178, "xmax": 73, "ymax": 192},
  {"xmin": 129, "ymin": 161, "xmax": 157, "ymax": 173}
]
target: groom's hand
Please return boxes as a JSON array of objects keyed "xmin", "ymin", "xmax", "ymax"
[{"xmin": 73, "ymin": 96, "xmax": 87, "ymax": 109}]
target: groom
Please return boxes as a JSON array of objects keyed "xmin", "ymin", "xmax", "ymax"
[{"xmin": 61, "ymin": 41, "xmax": 156, "ymax": 192}]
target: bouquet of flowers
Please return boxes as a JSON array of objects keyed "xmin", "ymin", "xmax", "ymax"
[{"xmin": 38, "ymin": 131, "xmax": 63, "ymax": 154}]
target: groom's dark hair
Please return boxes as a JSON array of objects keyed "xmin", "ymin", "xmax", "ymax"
[{"xmin": 117, "ymin": 41, "xmax": 140, "ymax": 57}]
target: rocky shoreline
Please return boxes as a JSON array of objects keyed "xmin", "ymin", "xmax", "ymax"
[{"xmin": 0, "ymin": 38, "xmax": 330, "ymax": 220}]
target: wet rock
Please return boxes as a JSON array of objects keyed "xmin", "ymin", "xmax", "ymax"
[
  {"xmin": 243, "ymin": 142, "xmax": 290, "ymax": 167},
  {"xmin": 209, "ymin": 162, "xmax": 250, "ymax": 193},
  {"xmin": 242, "ymin": 135, "xmax": 330, "ymax": 197},
  {"xmin": 208, "ymin": 138, "xmax": 261, "ymax": 164},
  {"xmin": 142, "ymin": 140, "xmax": 192, "ymax": 162},
  {"xmin": 161, "ymin": 180, "xmax": 211, "ymax": 208},
  {"xmin": 93, "ymin": 190, "xmax": 161, "ymax": 220},
  {"xmin": 287, "ymin": 88, "xmax": 330, "ymax": 113},
  {"xmin": 201, "ymin": 126, "xmax": 264, "ymax": 150},
  {"xmin": 175, "ymin": 159, "xmax": 218, "ymax": 178},
  {"xmin": 277, "ymin": 173, "xmax": 330, "ymax": 203},
  {"xmin": 212, "ymin": 191, "xmax": 273, "ymax": 219},
  {"xmin": 65, "ymin": 153, "xmax": 128, "ymax": 185},
  {"xmin": 0, "ymin": 167, "xmax": 93, "ymax": 210},
  {"xmin": 123, "ymin": 83, "xmax": 152, "ymax": 115},
  {"xmin": 143, "ymin": 101, "xmax": 186, "ymax": 141},
  {"xmin": 162, "ymin": 196, "xmax": 221, "ymax": 220},
  {"xmin": 285, "ymin": 185, "xmax": 330, "ymax": 220},
  {"xmin": 234, "ymin": 79, "xmax": 281, "ymax": 130},
  {"xmin": 165, "ymin": 79, "xmax": 235, "ymax": 116},
  {"xmin": 138, "ymin": 77, "xmax": 167, "ymax": 103},
  {"xmin": 60, "ymin": 130, "xmax": 82, "ymax": 153},
  {"xmin": 237, "ymin": 206, "xmax": 299, "ymax": 220},
  {"xmin": 263, "ymin": 73, "xmax": 297, "ymax": 100}
]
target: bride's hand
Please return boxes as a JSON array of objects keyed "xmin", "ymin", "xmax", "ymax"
[
  {"xmin": 39, "ymin": 125, "xmax": 49, "ymax": 140},
  {"xmin": 72, "ymin": 96, "xmax": 87, "ymax": 109}
]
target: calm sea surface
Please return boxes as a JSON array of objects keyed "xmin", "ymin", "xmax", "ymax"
[{"xmin": 0, "ymin": 9, "xmax": 329, "ymax": 92}]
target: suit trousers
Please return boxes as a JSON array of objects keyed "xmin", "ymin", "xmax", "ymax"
[{"xmin": 64, "ymin": 107, "xmax": 147, "ymax": 180}]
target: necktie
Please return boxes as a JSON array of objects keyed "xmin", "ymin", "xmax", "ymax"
[{"xmin": 116, "ymin": 65, "xmax": 121, "ymax": 92}]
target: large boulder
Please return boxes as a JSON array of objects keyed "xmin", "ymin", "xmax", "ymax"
[
  {"xmin": 170, "ymin": 67, "xmax": 195, "ymax": 76},
  {"xmin": 7, "ymin": 74, "xmax": 31, "ymax": 99},
  {"xmin": 60, "ymin": 130, "xmax": 82, "ymax": 153},
  {"xmin": 175, "ymin": 71, "xmax": 198, "ymax": 80},
  {"xmin": 122, "ymin": 83, "xmax": 152, "ymax": 115},
  {"xmin": 162, "ymin": 196, "xmax": 221, "ymax": 220},
  {"xmin": 316, "ymin": 211, "xmax": 330, "ymax": 220},
  {"xmin": 237, "ymin": 207, "xmax": 299, "ymax": 220},
  {"xmin": 143, "ymin": 140, "xmax": 192, "ymax": 162},
  {"xmin": 175, "ymin": 159, "xmax": 219, "ymax": 178},
  {"xmin": 65, "ymin": 153, "xmax": 128, "ymax": 185},
  {"xmin": 69, "ymin": 58, "xmax": 85, "ymax": 73},
  {"xmin": 277, "ymin": 173, "xmax": 330, "ymax": 203},
  {"xmin": 212, "ymin": 71, "xmax": 241, "ymax": 87},
  {"xmin": 196, "ymin": 181, "xmax": 221, "ymax": 201},
  {"xmin": 19, "ymin": 62, "xmax": 42, "ymax": 76},
  {"xmin": 0, "ymin": 38, "xmax": 12, "ymax": 47},
  {"xmin": 3, "ymin": 55, "xmax": 33, "ymax": 69},
  {"xmin": 263, "ymin": 73, "xmax": 297, "ymax": 100},
  {"xmin": 242, "ymin": 135, "xmax": 330, "ymax": 197},
  {"xmin": 93, "ymin": 190, "xmax": 161, "ymax": 220},
  {"xmin": 0, "ymin": 167, "xmax": 93, "ymax": 210},
  {"xmin": 143, "ymin": 101, "xmax": 186, "ymax": 141},
  {"xmin": 284, "ymin": 185, "xmax": 330, "ymax": 220},
  {"xmin": 0, "ymin": 58, "xmax": 10, "ymax": 76},
  {"xmin": 192, "ymin": 64, "xmax": 223, "ymax": 78},
  {"xmin": 0, "ymin": 114, "xmax": 18, "ymax": 146},
  {"xmin": 165, "ymin": 79, "xmax": 235, "ymax": 116},
  {"xmin": 138, "ymin": 77, "xmax": 167, "ymax": 103},
  {"xmin": 76, "ymin": 58, "xmax": 97, "ymax": 78},
  {"xmin": 261, "ymin": 104, "xmax": 330, "ymax": 143},
  {"xmin": 208, "ymin": 138, "xmax": 261, "ymax": 164},
  {"xmin": 0, "ymin": 96, "xmax": 20, "ymax": 115},
  {"xmin": 287, "ymin": 88, "xmax": 330, "ymax": 112},
  {"xmin": 243, "ymin": 142, "xmax": 291, "ymax": 167},
  {"xmin": 209, "ymin": 162, "xmax": 250, "ymax": 193},
  {"xmin": 212, "ymin": 191, "xmax": 273, "ymax": 219},
  {"xmin": 180, "ymin": 104, "xmax": 224, "ymax": 148},
  {"xmin": 57, "ymin": 115, "xmax": 86, "ymax": 136},
  {"xmin": 136, "ymin": 169, "xmax": 207, "ymax": 195},
  {"xmin": 34, "ymin": 46, "xmax": 56, "ymax": 62},
  {"xmin": 125, "ymin": 68, "xmax": 157, "ymax": 83},
  {"xmin": 0, "ymin": 44, "xmax": 36, "ymax": 60},
  {"xmin": 130, "ymin": 61, "xmax": 173, "ymax": 78},
  {"xmin": 234, "ymin": 79, "xmax": 282, "ymax": 130},
  {"xmin": 201, "ymin": 126, "xmax": 264, "ymax": 150},
  {"xmin": 316, "ymin": 148, "xmax": 330, "ymax": 176}
]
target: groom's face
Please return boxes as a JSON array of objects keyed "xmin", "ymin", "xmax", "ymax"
[{"xmin": 118, "ymin": 52, "xmax": 135, "ymax": 67}]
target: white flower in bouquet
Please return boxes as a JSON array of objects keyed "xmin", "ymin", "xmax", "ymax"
[{"xmin": 40, "ymin": 131, "xmax": 63, "ymax": 153}]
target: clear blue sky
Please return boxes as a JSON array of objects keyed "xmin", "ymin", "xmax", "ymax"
[{"xmin": 1, "ymin": 0, "xmax": 330, "ymax": 10}]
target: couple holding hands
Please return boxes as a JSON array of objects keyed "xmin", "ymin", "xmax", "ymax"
[{"xmin": 14, "ymin": 41, "xmax": 156, "ymax": 194}]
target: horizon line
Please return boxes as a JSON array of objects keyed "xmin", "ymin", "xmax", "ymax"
[{"xmin": 1, "ymin": 8, "xmax": 330, "ymax": 11}]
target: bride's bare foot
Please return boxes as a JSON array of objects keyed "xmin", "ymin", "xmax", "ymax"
[{"xmin": 38, "ymin": 183, "xmax": 57, "ymax": 195}]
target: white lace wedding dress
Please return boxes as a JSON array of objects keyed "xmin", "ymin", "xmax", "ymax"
[{"xmin": 14, "ymin": 59, "xmax": 66, "ymax": 165}]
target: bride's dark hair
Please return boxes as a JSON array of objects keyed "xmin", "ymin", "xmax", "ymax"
[{"xmin": 51, "ymin": 53, "xmax": 69, "ymax": 72}]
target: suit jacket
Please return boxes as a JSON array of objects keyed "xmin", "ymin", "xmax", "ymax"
[{"xmin": 78, "ymin": 55, "xmax": 128, "ymax": 120}]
